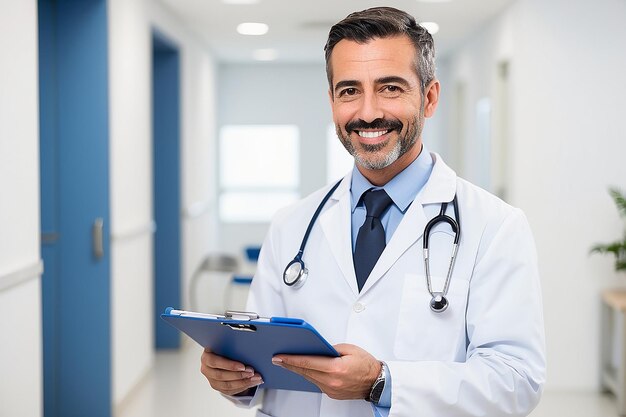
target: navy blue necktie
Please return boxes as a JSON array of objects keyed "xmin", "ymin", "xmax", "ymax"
[{"xmin": 354, "ymin": 189, "xmax": 393, "ymax": 292}]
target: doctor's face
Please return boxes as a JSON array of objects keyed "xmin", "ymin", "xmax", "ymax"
[{"xmin": 328, "ymin": 35, "xmax": 439, "ymax": 180}]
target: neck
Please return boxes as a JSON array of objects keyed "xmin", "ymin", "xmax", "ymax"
[{"xmin": 357, "ymin": 141, "xmax": 423, "ymax": 186}]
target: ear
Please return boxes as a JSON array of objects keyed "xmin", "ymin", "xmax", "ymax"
[{"xmin": 423, "ymin": 79, "xmax": 440, "ymax": 118}]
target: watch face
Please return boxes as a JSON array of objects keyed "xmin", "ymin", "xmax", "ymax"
[{"xmin": 370, "ymin": 379, "xmax": 385, "ymax": 403}]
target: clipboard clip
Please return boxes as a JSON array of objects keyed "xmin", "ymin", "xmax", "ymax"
[
  {"xmin": 224, "ymin": 310, "xmax": 259, "ymax": 321},
  {"xmin": 221, "ymin": 322, "xmax": 257, "ymax": 332},
  {"xmin": 222, "ymin": 311, "xmax": 259, "ymax": 332}
]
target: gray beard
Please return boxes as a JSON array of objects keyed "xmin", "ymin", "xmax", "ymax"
[
  {"xmin": 342, "ymin": 138, "xmax": 403, "ymax": 170},
  {"xmin": 336, "ymin": 110, "xmax": 423, "ymax": 170}
]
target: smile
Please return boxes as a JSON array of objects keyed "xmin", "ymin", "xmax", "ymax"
[{"xmin": 357, "ymin": 130, "xmax": 391, "ymax": 138}]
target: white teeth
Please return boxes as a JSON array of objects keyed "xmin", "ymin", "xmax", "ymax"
[{"xmin": 357, "ymin": 130, "xmax": 389, "ymax": 138}]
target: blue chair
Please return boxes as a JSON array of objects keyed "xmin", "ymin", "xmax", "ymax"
[
  {"xmin": 244, "ymin": 245, "xmax": 261, "ymax": 262},
  {"xmin": 223, "ymin": 246, "xmax": 260, "ymax": 310}
]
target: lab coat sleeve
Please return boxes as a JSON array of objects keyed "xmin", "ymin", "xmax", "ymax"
[
  {"xmin": 386, "ymin": 208, "xmax": 546, "ymax": 417},
  {"xmin": 222, "ymin": 390, "xmax": 263, "ymax": 409}
]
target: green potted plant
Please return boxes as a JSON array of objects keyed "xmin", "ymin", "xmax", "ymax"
[{"xmin": 591, "ymin": 188, "xmax": 626, "ymax": 271}]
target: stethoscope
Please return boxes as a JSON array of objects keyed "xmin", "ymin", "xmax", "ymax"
[
  {"xmin": 282, "ymin": 179, "xmax": 461, "ymax": 313},
  {"xmin": 422, "ymin": 195, "xmax": 460, "ymax": 313}
]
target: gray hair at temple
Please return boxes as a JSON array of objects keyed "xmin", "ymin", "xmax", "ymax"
[{"xmin": 324, "ymin": 7, "xmax": 436, "ymax": 95}]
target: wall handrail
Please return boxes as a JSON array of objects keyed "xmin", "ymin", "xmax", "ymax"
[
  {"xmin": 0, "ymin": 260, "xmax": 44, "ymax": 292},
  {"xmin": 111, "ymin": 221, "xmax": 156, "ymax": 242}
]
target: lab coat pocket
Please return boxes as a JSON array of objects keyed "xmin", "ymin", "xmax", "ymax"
[
  {"xmin": 393, "ymin": 273, "xmax": 469, "ymax": 361},
  {"xmin": 256, "ymin": 409, "xmax": 275, "ymax": 417}
]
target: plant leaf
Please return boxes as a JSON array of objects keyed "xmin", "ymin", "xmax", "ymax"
[
  {"xmin": 591, "ymin": 242, "xmax": 622, "ymax": 255},
  {"xmin": 609, "ymin": 187, "xmax": 626, "ymax": 218}
]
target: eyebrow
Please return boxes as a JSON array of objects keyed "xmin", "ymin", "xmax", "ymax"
[
  {"xmin": 334, "ymin": 80, "xmax": 361, "ymax": 94},
  {"xmin": 333, "ymin": 76, "xmax": 412, "ymax": 94},
  {"xmin": 375, "ymin": 76, "xmax": 411, "ymax": 88}
]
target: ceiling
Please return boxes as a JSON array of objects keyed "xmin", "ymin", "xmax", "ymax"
[{"xmin": 158, "ymin": 0, "xmax": 514, "ymax": 63}]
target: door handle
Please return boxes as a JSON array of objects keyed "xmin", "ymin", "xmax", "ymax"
[
  {"xmin": 41, "ymin": 232, "xmax": 59, "ymax": 244},
  {"xmin": 93, "ymin": 218, "xmax": 104, "ymax": 259}
]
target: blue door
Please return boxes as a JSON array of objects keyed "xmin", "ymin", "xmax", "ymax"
[
  {"xmin": 152, "ymin": 30, "xmax": 182, "ymax": 349},
  {"xmin": 39, "ymin": 1, "xmax": 111, "ymax": 416}
]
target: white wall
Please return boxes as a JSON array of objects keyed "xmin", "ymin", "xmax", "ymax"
[
  {"xmin": 109, "ymin": 0, "xmax": 219, "ymax": 408},
  {"xmin": 108, "ymin": 0, "xmax": 154, "ymax": 406},
  {"xmin": 217, "ymin": 63, "xmax": 332, "ymax": 254},
  {"xmin": 0, "ymin": 0, "xmax": 42, "ymax": 416},
  {"xmin": 439, "ymin": 0, "xmax": 626, "ymax": 390},
  {"xmin": 149, "ymin": 0, "xmax": 219, "ymax": 313}
]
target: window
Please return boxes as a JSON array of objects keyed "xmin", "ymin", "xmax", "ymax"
[
  {"xmin": 326, "ymin": 124, "xmax": 354, "ymax": 183},
  {"xmin": 219, "ymin": 125, "xmax": 300, "ymax": 222}
]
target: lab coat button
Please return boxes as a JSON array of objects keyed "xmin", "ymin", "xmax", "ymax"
[{"xmin": 353, "ymin": 302, "xmax": 365, "ymax": 313}]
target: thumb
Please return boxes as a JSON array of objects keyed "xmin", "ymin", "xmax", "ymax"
[{"xmin": 332, "ymin": 343, "xmax": 359, "ymax": 356}]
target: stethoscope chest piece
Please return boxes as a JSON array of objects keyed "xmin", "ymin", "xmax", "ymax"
[
  {"xmin": 283, "ymin": 258, "xmax": 308, "ymax": 289},
  {"xmin": 429, "ymin": 292, "xmax": 449, "ymax": 313}
]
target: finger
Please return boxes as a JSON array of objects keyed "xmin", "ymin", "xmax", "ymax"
[
  {"xmin": 201, "ymin": 350, "xmax": 250, "ymax": 372},
  {"xmin": 210, "ymin": 374, "xmax": 264, "ymax": 396},
  {"xmin": 272, "ymin": 354, "xmax": 337, "ymax": 372},
  {"xmin": 201, "ymin": 364, "xmax": 255, "ymax": 382}
]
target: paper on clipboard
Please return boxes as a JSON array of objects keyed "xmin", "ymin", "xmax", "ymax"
[{"xmin": 161, "ymin": 308, "xmax": 339, "ymax": 392}]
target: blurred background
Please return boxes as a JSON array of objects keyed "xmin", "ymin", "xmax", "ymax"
[{"xmin": 1, "ymin": 0, "xmax": 626, "ymax": 416}]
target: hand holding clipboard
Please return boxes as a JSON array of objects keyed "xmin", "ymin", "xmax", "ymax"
[{"xmin": 161, "ymin": 308, "xmax": 339, "ymax": 393}]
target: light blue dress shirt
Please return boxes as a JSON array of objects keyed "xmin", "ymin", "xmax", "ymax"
[
  {"xmin": 349, "ymin": 145, "xmax": 434, "ymax": 416},
  {"xmin": 350, "ymin": 146, "xmax": 434, "ymax": 251}
]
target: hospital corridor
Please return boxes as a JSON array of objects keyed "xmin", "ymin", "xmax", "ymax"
[{"xmin": 2, "ymin": 0, "xmax": 626, "ymax": 416}]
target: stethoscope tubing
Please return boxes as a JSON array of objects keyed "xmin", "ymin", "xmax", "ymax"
[
  {"xmin": 282, "ymin": 179, "xmax": 343, "ymax": 287},
  {"xmin": 294, "ymin": 179, "xmax": 343, "ymax": 261}
]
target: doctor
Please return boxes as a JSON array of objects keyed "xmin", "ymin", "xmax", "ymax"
[{"xmin": 201, "ymin": 6, "xmax": 546, "ymax": 417}]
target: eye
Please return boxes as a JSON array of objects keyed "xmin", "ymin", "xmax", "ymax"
[
  {"xmin": 340, "ymin": 87, "xmax": 358, "ymax": 96},
  {"xmin": 382, "ymin": 85, "xmax": 402, "ymax": 95}
]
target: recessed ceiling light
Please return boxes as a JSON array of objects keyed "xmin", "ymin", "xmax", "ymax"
[
  {"xmin": 253, "ymin": 48, "xmax": 278, "ymax": 61},
  {"xmin": 420, "ymin": 21, "xmax": 440, "ymax": 35},
  {"xmin": 222, "ymin": 0, "xmax": 260, "ymax": 4},
  {"xmin": 236, "ymin": 22, "xmax": 269, "ymax": 36}
]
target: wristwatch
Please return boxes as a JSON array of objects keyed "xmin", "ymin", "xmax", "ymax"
[{"xmin": 366, "ymin": 361, "xmax": 387, "ymax": 404}]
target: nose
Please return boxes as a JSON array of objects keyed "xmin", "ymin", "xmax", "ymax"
[{"xmin": 355, "ymin": 92, "xmax": 384, "ymax": 123}]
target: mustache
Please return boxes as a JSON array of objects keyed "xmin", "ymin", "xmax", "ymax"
[{"xmin": 345, "ymin": 118, "xmax": 403, "ymax": 134}]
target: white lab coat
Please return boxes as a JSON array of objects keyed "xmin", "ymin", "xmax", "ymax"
[{"xmin": 232, "ymin": 153, "xmax": 546, "ymax": 417}]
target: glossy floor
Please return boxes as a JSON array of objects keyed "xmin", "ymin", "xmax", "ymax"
[{"xmin": 117, "ymin": 345, "xmax": 618, "ymax": 417}]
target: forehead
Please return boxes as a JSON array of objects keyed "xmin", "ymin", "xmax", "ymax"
[{"xmin": 329, "ymin": 35, "xmax": 418, "ymax": 86}]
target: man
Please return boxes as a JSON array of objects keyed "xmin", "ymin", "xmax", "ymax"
[{"xmin": 201, "ymin": 7, "xmax": 545, "ymax": 417}]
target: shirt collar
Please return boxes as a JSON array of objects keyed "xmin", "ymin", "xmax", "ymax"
[{"xmin": 350, "ymin": 145, "xmax": 434, "ymax": 213}]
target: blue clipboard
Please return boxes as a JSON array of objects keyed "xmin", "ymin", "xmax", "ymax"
[{"xmin": 161, "ymin": 308, "xmax": 339, "ymax": 392}]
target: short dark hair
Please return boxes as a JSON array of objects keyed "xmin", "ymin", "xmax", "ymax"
[{"xmin": 324, "ymin": 7, "xmax": 435, "ymax": 93}]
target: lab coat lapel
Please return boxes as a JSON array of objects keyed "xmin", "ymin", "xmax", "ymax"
[
  {"xmin": 320, "ymin": 175, "xmax": 359, "ymax": 295},
  {"xmin": 360, "ymin": 153, "xmax": 457, "ymax": 294}
]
